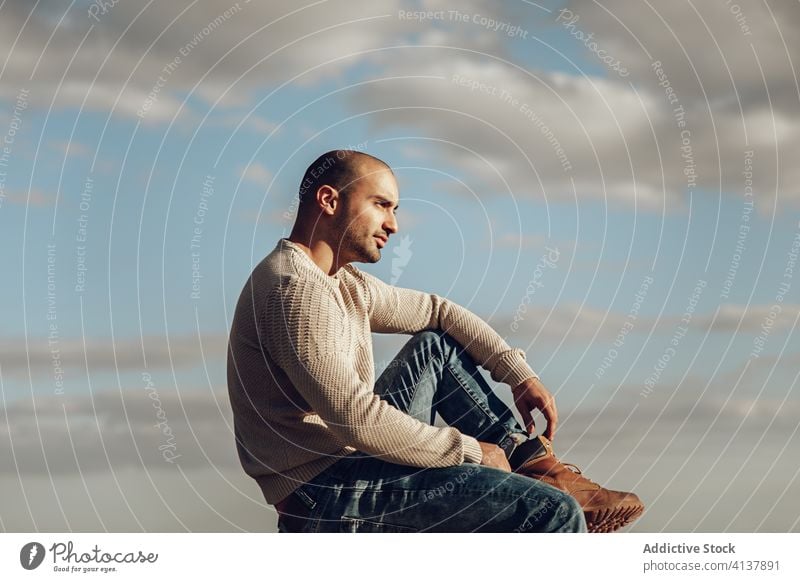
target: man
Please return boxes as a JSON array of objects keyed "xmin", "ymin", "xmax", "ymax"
[{"xmin": 227, "ymin": 149, "xmax": 643, "ymax": 532}]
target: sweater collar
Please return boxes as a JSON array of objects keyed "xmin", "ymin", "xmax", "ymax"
[{"xmin": 279, "ymin": 238, "xmax": 342, "ymax": 282}]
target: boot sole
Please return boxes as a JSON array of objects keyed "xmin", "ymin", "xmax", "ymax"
[{"xmin": 585, "ymin": 503, "xmax": 644, "ymax": 533}]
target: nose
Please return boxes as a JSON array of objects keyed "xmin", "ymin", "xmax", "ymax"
[{"xmin": 384, "ymin": 212, "xmax": 398, "ymax": 235}]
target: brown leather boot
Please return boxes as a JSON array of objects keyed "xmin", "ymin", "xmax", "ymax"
[{"xmin": 509, "ymin": 435, "xmax": 644, "ymax": 533}]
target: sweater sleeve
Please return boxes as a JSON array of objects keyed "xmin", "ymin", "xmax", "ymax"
[
  {"xmin": 263, "ymin": 278, "xmax": 474, "ymax": 467},
  {"xmin": 356, "ymin": 269, "xmax": 540, "ymax": 388}
]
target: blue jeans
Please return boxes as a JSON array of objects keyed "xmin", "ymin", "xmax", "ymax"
[{"xmin": 278, "ymin": 331, "xmax": 586, "ymax": 532}]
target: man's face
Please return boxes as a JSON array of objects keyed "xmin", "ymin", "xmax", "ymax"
[{"xmin": 334, "ymin": 164, "xmax": 399, "ymax": 265}]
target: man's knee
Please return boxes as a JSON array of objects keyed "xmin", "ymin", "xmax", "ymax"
[
  {"xmin": 410, "ymin": 330, "xmax": 465, "ymax": 356},
  {"xmin": 408, "ymin": 330, "xmax": 464, "ymax": 359},
  {"xmin": 555, "ymin": 494, "xmax": 587, "ymax": 532},
  {"xmin": 410, "ymin": 330, "xmax": 443, "ymax": 346},
  {"xmin": 518, "ymin": 490, "xmax": 587, "ymax": 533}
]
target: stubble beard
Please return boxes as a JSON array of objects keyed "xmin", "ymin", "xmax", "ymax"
[
  {"xmin": 336, "ymin": 215, "xmax": 380, "ymax": 265},
  {"xmin": 343, "ymin": 228, "xmax": 380, "ymax": 264}
]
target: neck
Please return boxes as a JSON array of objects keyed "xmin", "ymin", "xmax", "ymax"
[{"xmin": 286, "ymin": 228, "xmax": 343, "ymax": 277}]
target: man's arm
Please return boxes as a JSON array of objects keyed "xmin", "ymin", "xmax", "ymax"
[
  {"xmin": 262, "ymin": 278, "xmax": 483, "ymax": 466},
  {"xmin": 355, "ymin": 268, "xmax": 559, "ymax": 438},
  {"xmin": 356, "ymin": 268, "xmax": 539, "ymax": 388}
]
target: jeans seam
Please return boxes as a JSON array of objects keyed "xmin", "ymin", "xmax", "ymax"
[
  {"xmin": 312, "ymin": 486, "xmax": 567, "ymax": 506},
  {"xmin": 407, "ymin": 351, "xmax": 436, "ymax": 413},
  {"xmin": 445, "ymin": 362, "xmax": 501, "ymax": 425},
  {"xmin": 445, "ymin": 363, "xmax": 527, "ymax": 443},
  {"xmin": 297, "ymin": 481, "xmax": 335, "ymax": 533}
]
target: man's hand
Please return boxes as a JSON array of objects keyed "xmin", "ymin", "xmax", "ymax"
[
  {"xmin": 477, "ymin": 441, "xmax": 512, "ymax": 472},
  {"xmin": 511, "ymin": 376, "xmax": 558, "ymax": 440}
]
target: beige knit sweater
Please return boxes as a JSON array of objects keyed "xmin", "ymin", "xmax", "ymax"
[{"xmin": 227, "ymin": 238, "xmax": 538, "ymax": 504}]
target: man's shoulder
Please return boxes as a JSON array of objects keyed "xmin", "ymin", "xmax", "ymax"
[
  {"xmin": 251, "ymin": 239, "xmax": 318, "ymax": 286},
  {"xmin": 233, "ymin": 241, "xmax": 310, "ymax": 311}
]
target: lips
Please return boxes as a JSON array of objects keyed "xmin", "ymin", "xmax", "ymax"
[{"xmin": 374, "ymin": 235, "xmax": 387, "ymax": 248}]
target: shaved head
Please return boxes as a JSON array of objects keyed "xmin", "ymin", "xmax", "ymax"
[
  {"xmin": 297, "ymin": 150, "xmax": 391, "ymax": 212},
  {"xmin": 288, "ymin": 149, "xmax": 400, "ymax": 273}
]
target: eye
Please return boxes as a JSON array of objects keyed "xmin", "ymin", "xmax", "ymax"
[{"xmin": 377, "ymin": 201, "xmax": 398, "ymax": 215}]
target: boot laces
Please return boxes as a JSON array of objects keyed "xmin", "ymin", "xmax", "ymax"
[
  {"xmin": 543, "ymin": 439, "xmax": 601, "ymax": 487},
  {"xmin": 561, "ymin": 459, "xmax": 601, "ymax": 487},
  {"xmin": 548, "ymin": 445, "xmax": 582, "ymax": 474}
]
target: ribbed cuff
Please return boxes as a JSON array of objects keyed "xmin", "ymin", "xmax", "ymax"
[
  {"xmin": 461, "ymin": 434, "xmax": 483, "ymax": 464},
  {"xmin": 495, "ymin": 349, "xmax": 539, "ymax": 388}
]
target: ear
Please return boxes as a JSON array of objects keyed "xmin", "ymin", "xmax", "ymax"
[{"xmin": 316, "ymin": 185, "xmax": 340, "ymax": 216}]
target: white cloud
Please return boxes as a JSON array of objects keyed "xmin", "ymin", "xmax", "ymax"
[
  {"xmin": 694, "ymin": 303, "xmax": 800, "ymax": 333},
  {"xmin": 0, "ymin": 333, "xmax": 228, "ymax": 374},
  {"xmin": 3, "ymin": 375, "xmax": 797, "ymax": 532},
  {"xmin": 208, "ymin": 113, "xmax": 278, "ymax": 134},
  {"xmin": 239, "ymin": 162, "xmax": 272, "ymax": 186},
  {"xmin": 4, "ymin": 1, "xmax": 799, "ymax": 215},
  {"xmin": 560, "ymin": 0, "xmax": 800, "ymax": 114},
  {"xmin": 0, "ymin": 188, "xmax": 56, "ymax": 207},
  {"xmin": 48, "ymin": 139, "xmax": 90, "ymax": 158},
  {"xmin": 493, "ymin": 300, "xmax": 800, "ymax": 345},
  {"xmin": 347, "ymin": 54, "xmax": 682, "ymax": 210},
  {"xmin": 494, "ymin": 302, "xmax": 632, "ymax": 342},
  {"xmin": 1, "ymin": 389, "xmax": 237, "ymax": 474},
  {"xmin": 554, "ymin": 0, "xmax": 800, "ymax": 212},
  {"xmin": 341, "ymin": 1, "xmax": 800, "ymax": 212},
  {"xmin": 0, "ymin": 0, "xmax": 413, "ymax": 120},
  {"xmin": 493, "ymin": 232, "xmax": 547, "ymax": 249}
]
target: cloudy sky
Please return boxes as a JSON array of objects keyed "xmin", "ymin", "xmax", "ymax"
[{"xmin": 1, "ymin": 0, "xmax": 798, "ymax": 533}]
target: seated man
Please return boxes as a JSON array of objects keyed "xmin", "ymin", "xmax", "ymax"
[{"xmin": 226, "ymin": 149, "xmax": 643, "ymax": 533}]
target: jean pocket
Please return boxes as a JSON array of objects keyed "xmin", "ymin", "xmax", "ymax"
[{"xmin": 339, "ymin": 515, "xmax": 418, "ymax": 533}]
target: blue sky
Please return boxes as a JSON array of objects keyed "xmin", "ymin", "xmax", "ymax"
[{"xmin": 2, "ymin": 101, "xmax": 793, "ymax": 404}]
